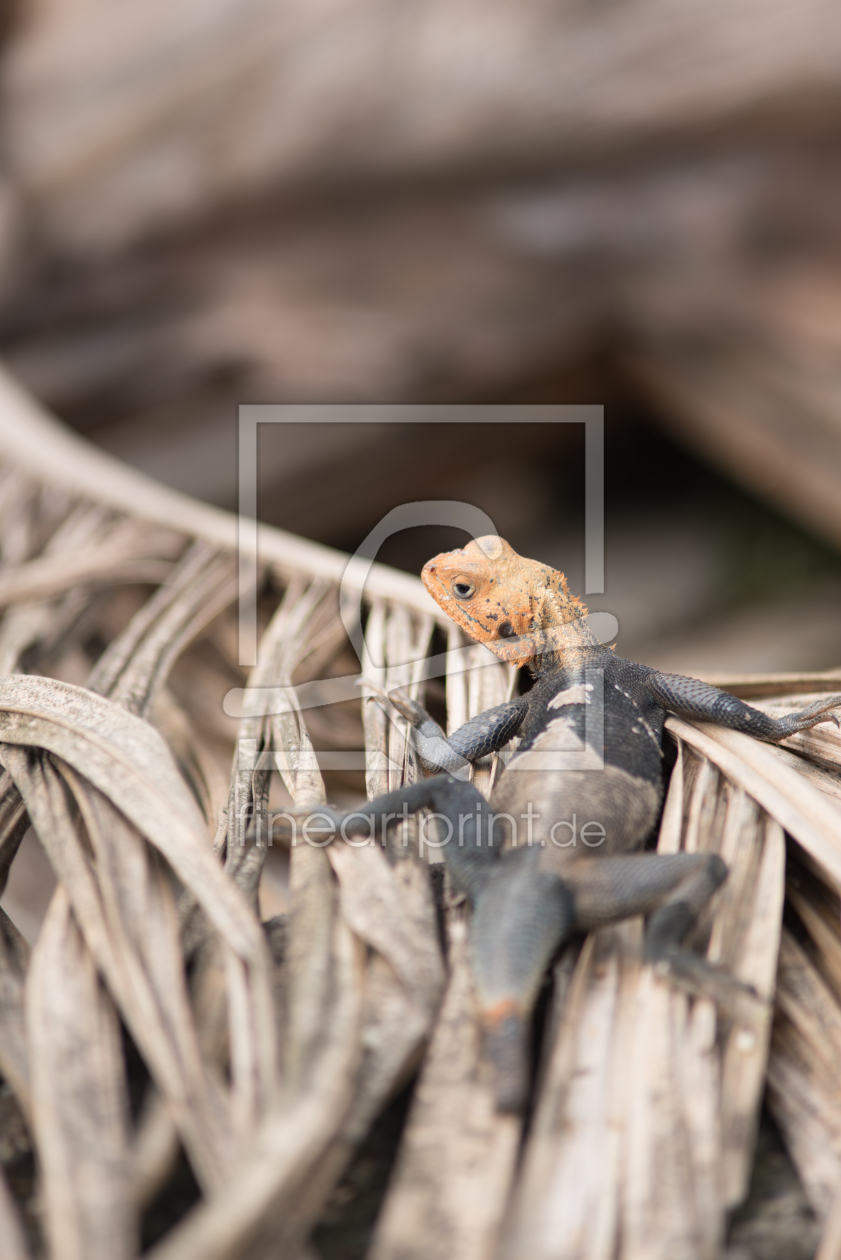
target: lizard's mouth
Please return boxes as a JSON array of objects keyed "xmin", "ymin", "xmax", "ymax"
[{"xmin": 481, "ymin": 632, "xmax": 539, "ymax": 667}]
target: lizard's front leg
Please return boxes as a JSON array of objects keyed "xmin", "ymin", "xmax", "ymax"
[
  {"xmin": 644, "ymin": 671, "xmax": 841, "ymax": 741},
  {"xmin": 370, "ymin": 685, "xmax": 528, "ymax": 774}
]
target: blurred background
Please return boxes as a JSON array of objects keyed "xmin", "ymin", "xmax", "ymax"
[{"xmin": 0, "ymin": 0, "xmax": 838, "ymax": 674}]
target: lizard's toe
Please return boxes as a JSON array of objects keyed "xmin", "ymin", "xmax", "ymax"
[
  {"xmin": 651, "ymin": 948, "xmax": 769, "ymax": 1026},
  {"xmin": 784, "ymin": 693, "xmax": 841, "ymax": 734}
]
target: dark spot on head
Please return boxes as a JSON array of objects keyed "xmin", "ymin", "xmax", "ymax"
[
  {"xmin": 486, "ymin": 612, "xmax": 498, "ymax": 622},
  {"xmin": 498, "ymin": 621, "xmax": 515, "ymax": 639}
]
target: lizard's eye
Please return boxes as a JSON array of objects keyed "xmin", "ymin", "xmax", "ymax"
[{"xmin": 452, "ymin": 578, "xmax": 475, "ymax": 599}]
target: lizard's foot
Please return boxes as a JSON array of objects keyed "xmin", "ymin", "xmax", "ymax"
[
  {"xmin": 649, "ymin": 947, "xmax": 769, "ymax": 1025},
  {"xmin": 773, "ymin": 694, "xmax": 841, "ymax": 739}
]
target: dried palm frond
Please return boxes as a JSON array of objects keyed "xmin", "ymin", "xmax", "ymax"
[{"xmin": 0, "ymin": 366, "xmax": 837, "ymax": 1260}]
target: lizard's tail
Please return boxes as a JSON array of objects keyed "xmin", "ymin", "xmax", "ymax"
[
  {"xmin": 481, "ymin": 1003, "xmax": 531, "ymax": 1114},
  {"xmin": 470, "ymin": 857, "xmax": 574, "ymax": 1113}
]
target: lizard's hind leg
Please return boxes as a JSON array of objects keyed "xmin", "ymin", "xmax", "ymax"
[
  {"xmin": 278, "ymin": 774, "xmax": 505, "ymax": 897},
  {"xmin": 568, "ymin": 852, "xmax": 763, "ymax": 1020}
]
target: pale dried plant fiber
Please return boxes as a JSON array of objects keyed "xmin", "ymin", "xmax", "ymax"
[{"xmin": 0, "ymin": 367, "xmax": 834, "ymax": 1258}]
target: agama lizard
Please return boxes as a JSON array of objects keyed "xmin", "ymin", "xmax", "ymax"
[{"xmin": 330, "ymin": 537, "xmax": 841, "ymax": 1111}]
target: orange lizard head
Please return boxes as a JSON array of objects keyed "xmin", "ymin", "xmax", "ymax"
[{"xmin": 421, "ymin": 535, "xmax": 589, "ymax": 666}]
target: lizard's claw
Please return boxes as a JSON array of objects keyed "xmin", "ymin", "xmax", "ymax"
[
  {"xmin": 354, "ymin": 679, "xmax": 432, "ymax": 728},
  {"xmin": 355, "ymin": 677, "xmax": 389, "ymax": 702}
]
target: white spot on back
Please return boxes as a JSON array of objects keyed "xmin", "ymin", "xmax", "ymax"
[
  {"xmin": 611, "ymin": 681, "xmax": 662, "ymax": 755},
  {"xmin": 548, "ymin": 683, "xmax": 593, "ymax": 709}
]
